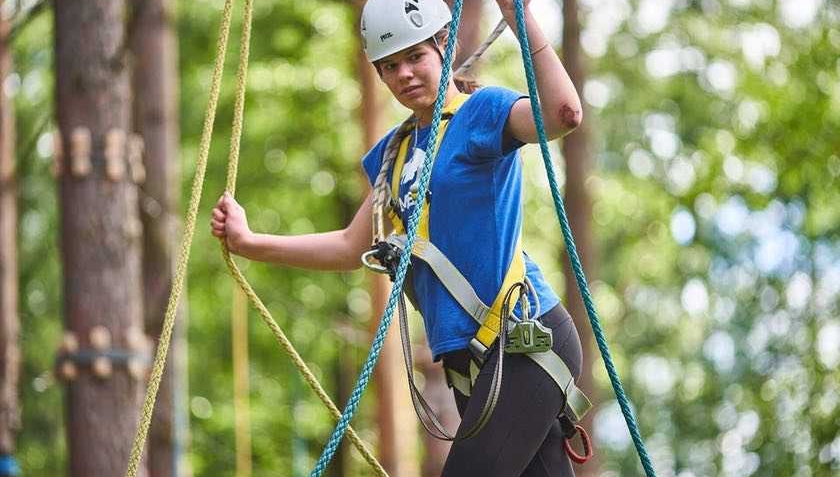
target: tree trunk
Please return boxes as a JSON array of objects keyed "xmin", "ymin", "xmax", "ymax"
[
  {"xmin": 55, "ymin": 1, "xmax": 147, "ymax": 476},
  {"xmin": 560, "ymin": 1, "xmax": 599, "ymax": 476},
  {"xmin": 128, "ymin": 0, "xmax": 183, "ymax": 475},
  {"xmin": 0, "ymin": 12, "xmax": 21, "ymax": 458}
]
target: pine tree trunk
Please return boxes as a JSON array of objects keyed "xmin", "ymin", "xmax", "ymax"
[
  {"xmin": 560, "ymin": 1, "xmax": 599, "ymax": 475},
  {"xmin": 0, "ymin": 12, "xmax": 21, "ymax": 457},
  {"xmin": 129, "ymin": 0, "xmax": 183, "ymax": 475},
  {"xmin": 55, "ymin": 1, "xmax": 147, "ymax": 476}
]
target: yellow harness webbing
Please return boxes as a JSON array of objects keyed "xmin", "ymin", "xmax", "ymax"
[{"xmin": 387, "ymin": 93, "xmax": 470, "ymax": 236}]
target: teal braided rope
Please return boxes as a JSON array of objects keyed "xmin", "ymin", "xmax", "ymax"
[
  {"xmin": 308, "ymin": 1, "xmax": 464, "ymax": 475},
  {"xmin": 512, "ymin": 1, "xmax": 658, "ymax": 475}
]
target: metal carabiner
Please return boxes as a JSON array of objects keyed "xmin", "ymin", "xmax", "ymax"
[{"xmin": 361, "ymin": 249, "xmax": 390, "ymax": 274}]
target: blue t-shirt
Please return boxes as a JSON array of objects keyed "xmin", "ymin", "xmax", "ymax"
[{"xmin": 362, "ymin": 86, "xmax": 560, "ymax": 359}]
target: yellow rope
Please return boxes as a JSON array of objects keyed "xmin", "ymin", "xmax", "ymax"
[
  {"xmin": 219, "ymin": 1, "xmax": 386, "ymax": 474},
  {"xmin": 233, "ymin": 284, "xmax": 252, "ymax": 477},
  {"xmin": 222, "ymin": 249, "xmax": 389, "ymax": 476},
  {"xmin": 125, "ymin": 0, "xmax": 388, "ymax": 475},
  {"xmin": 124, "ymin": 0, "xmax": 237, "ymax": 475}
]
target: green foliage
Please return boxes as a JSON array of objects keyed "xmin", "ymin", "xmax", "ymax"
[
  {"xmin": 177, "ymin": 1, "xmax": 379, "ymax": 476},
  {"xmin": 557, "ymin": 1, "xmax": 840, "ymax": 476},
  {"xmin": 11, "ymin": 5, "xmax": 66, "ymax": 476}
]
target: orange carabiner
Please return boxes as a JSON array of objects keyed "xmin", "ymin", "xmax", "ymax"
[{"xmin": 563, "ymin": 425, "xmax": 594, "ymax": 464}]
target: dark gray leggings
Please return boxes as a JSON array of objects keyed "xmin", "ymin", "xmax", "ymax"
[{"xmin": 440, "ymin": 304, "xmax": 583, "ymax": 477}]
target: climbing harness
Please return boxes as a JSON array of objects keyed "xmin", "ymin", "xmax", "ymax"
[{"xmin": 364, "ymin": 93, "xmax": 592, "ymax": 443}]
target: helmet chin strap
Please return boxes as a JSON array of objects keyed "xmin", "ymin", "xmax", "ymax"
[
  {"xmin": 430, "ymin": 35, "xmax": 445, "ymax": 61},
  {"xmin": 429, "ymin": 35, "xmax": 454, "ymax": 80}
]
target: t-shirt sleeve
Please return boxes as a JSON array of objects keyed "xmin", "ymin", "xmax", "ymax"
[
  {"xmin": 361, "ymin": 129, "xmax": 396, "ymax": 187},
  {"xmin": 464, "ymin": 86, "xmax": 527, "ymax": 160}
]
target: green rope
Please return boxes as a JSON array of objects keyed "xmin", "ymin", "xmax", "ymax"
[
  {"xmin": 511, "ymin": 0, "xmax": 657, "ymax": 475},
  {"xmin": 216, "ymin": 0, "xmax": 386, "ymax": 473},
  {"xmin": 308, "ymin": 1, "xmax": 465, "ymax": 475}
]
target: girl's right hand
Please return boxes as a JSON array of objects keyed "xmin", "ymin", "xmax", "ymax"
[
  {"xmin": 496, "ymin": 0, "xmax": 531, "ymax": 17},
  {"xmin": 210, "ymin": 191, "xmax": 253, "ymax": 254}
]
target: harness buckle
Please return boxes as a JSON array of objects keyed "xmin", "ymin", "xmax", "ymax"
[
  {"xmin": 505, "ymin": 319, "xmax": 553, "ymax": 354},
  {"xmin": 468, "ymin": 338, "xmax": 489, "ymax": 366}
]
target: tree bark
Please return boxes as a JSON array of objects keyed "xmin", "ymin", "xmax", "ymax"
[
  {"xmin": 55, "ymin": 1, "xmax": 147, "ymax": 476},
  {"xmin": 560, "ymin": 1, "xmax": 599, "ymax": 476},
  {"xmin": 0, "ymin": 11, "xmax": 21, "ymax": 457},
  {"xmin": 128, "ymin": 0, "xmax": 183, "ymax": 475}
]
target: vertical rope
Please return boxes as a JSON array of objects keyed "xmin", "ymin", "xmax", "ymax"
[
  {"xmin": 511, "ymin": 0, "xmax": 657, "ymax": 475},
  {"xmin": 124, "ymin": 1, "xmax": 237, "ymax": 475},
  {"xmin": 307, "ymin": 1, "xmax": 465, "ymax": 475},
  {"xmin": 233, "ymin": 285, "xmax": 252, "ymax": 477},
  {"xmin": 217, "ymin": 0, "xmax": 388, "ymax": 474},
  {"xmin": 127, "ymin": 0, "xmax": 388, "ymax": 474}
]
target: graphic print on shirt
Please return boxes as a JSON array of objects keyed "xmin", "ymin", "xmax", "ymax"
[{"xmin": 397, "ymin": 147, "xmax": 426, "ymax": 218}]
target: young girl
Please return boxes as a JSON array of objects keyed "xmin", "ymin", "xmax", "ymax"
[{"xmin": 212, "ymin": 1, "xmax": 588, "ymax": 475}]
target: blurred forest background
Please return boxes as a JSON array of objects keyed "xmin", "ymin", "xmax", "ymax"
[{"xmin": 1, "ymin": 0, "xmax": 838, "ymax": 476}]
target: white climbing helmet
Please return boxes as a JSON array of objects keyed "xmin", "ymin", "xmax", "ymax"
[{"xmin": 361, "ymin": 0, "xmax": 452, "ymax": 62}]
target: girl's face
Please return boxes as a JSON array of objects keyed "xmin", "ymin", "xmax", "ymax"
[{"xmin": 377, "ymin": 42, "xmax": 444, "ymax": 115}]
